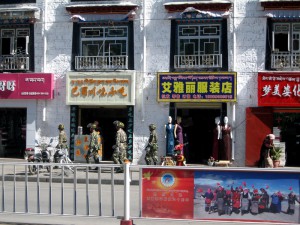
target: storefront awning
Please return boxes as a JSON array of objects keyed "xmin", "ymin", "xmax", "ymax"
[
  {"xmin": 265, "ymin": 10, "xmax": 300, "ymax": 20},
  {"xmin": 0, "ymin": 6, "xmax": 40, "ymax": 23},
  {"xmin": 66, "ymin": 2, "xmax": 138, "ymax": 15},
  {"xmin": 260, "ymin": 0, "xmax": 300, "ymax": 10},
  {"xmin": 164, "ymin": 1, "xmax": 232, "ymax": 12}
]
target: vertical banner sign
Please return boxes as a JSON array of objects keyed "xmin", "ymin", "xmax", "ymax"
[
  {"xmin": 126, "ymin": 106, "xmax": 134, "ymax": 161},
  {"xmin": 258, "ymin": 72, "xmax": 300, "ymax": 106},
  {"xmin": 69, "ymin": 105, "xmax": 78, "ymax": 160},
  {"xmin": 142, "ymin": 168, "xmax": 300, "ymax": 223},
  {"xmin": 157, "ymin": 72, "xmax": 237, "ymax": 102}
]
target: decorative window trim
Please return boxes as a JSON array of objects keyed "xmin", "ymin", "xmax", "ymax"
[
  {"xmin": 66, "ymin": 3, "xmax": 138, "ymax": 15},
  {"xmin": 164, "ymin": 1, "xmax": 232, "ymax": 12},
  {"xmin": 260, "ymin": 1, "xmax": 300, "ymax": 10}
]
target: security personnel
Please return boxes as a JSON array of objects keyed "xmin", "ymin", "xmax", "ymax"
[
  {"xmin": 57, "ymin": 124, "xmax": 68, "ymax": 149},
  {"xmin": 145, "ymin": 124, "xmax": 158, "ymax": 165},
  {"xmin": 112, "ymin": 120, "xmax": 127, "ymax": 173},
  {"xmin": 85, "ymin": 124, "xmax": 101, "ymax": 165}
]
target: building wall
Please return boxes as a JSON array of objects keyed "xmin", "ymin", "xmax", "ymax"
[{"xmin": 23, "ymin": 0, "xmax": 276, "ymax": 166}]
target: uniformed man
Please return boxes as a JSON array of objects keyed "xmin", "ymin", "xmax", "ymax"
[
  {"xmin": 85, "ymin": 124, "xmax": 101, "ymax": 165},
  {"xmin": 112, "ymin": 120, "xmax": 127, "ymax": 173},
  {"xmin": 145, "ymin": 124, "xmax": 158, "ymax": 165},
  {"xmin": 57, "ymin": 124, "xmax": 68, "ymax": 149}
]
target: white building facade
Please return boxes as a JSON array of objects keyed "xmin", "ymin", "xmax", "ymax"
[{"xmin": 0, "ymin": 0, "xmax": 300, "ymax": 167}]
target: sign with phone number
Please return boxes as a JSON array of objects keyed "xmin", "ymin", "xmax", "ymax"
[{"xmin": 157, "ymin": 72, "xmax": 237, "ymax": 102}]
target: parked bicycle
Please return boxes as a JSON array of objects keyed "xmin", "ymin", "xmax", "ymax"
[{"xmin": 54, "ymin": 147, "xmax": 74, "ymax": 173}]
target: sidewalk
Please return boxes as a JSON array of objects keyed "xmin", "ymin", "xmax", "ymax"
[{"xmin": 0, "ymin": 157, "xmax": 140, "ymax": 185}]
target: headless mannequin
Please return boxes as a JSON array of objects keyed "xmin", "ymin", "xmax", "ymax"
[
  {"xmin": 212, "ymin": 117, "xmax": 221, "ymax": 160},
  {"xmin": 221, "ymin": 116, "xmax": 232, "ymax": 160},
  {"xmin": 165, "ymin": 116, "xmax": 175, "ymax": 156}
]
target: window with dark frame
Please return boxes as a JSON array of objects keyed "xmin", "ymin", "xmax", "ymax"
[
  {"xmin": 0, "ymin": 0, "xmax": 36, "ymax": 4},
  {"xmin": 171, "ymin": 19, "xmax": 228, "ymax": 71}
]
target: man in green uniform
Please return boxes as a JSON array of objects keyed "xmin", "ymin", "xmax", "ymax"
[
  {"xmin": 145, "ymin": 124, "xmax": 158, "ymax": 165},
  {"xmin": 54, "ymin": 124, "xmax": 68, "ymax": 164},
  {"xmin": 57, "ymin": 124, "xmax": 68, "ymax": 149},
  {"xmin": 86, "ymin": 124, "xmax": 101, "ymax": 165},
  {"xmin": 112, "ymin": 120, "xmax": 127, "ymax": 173}
]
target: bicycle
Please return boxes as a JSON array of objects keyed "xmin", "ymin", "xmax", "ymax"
[{"xmin": 54, "ymin": 147, "xmax": 74, "ymax": 174}]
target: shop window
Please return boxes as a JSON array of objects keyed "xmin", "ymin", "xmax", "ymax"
[
  {"xmin": 72, "ymin": 21, "xmax": 134, "ymax": 71},
  {"xmin": 0, "ymin": 26, "xmax": 32, "ymax": 72},
  {"xmin": 267, "ymin": 20, "xmax": 300, "ymax": 70},
  {"xmin": 171, "ymin": 18, "xmax": 228, "ymax": 71}
]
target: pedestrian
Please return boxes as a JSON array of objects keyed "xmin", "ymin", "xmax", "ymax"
[
  {"xmin": 231, "ymin": 187, "xmax": 241, "ymax": 214},
  {"xmin": 112, "ymin": 120, "xmax": 127, "ymax": 173},
  {"xmin": 258, "ymin": 134, "xmax": 275, "ymax": 168},
  {"xmin": 85, "ymin": 124, "xmax": 101, "ymax": 167},
  {"xmin": 145, "ymin": 124, "xmax": 158, "ymax": 165},
  {"xmin": 258, "ymin": 188, "xmax": 269, "ymax": 213}
]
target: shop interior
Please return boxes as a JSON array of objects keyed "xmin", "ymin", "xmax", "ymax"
[
  {"xmin": 274, "ymin": 112, "xmax": 300, "ymax": 167},
  {"xmin": 0, "ymin": 108, "xmax": 26, "ymax": 158},
  {"xmin": 79, "ymin": 107, "xmax": 128, "ymax": 161},
  {"xmin": 175, "ymin": 107, "xmax": 221, "ymax": 164}
]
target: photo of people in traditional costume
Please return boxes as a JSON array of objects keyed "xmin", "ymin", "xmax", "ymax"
[
  {"xmin": 193, "ymin": 170, "xmax": 299, "ymax": 223},
  {"xmin": 287, "ymin": 190, "xmax": 300, "ymax": 215},
  {"xmin": 258, "ymin": 188, "xmax": 270, "ymax": 213},
  {"xmin": 250, "ymin": 189, "xmax": 260, "ymax": 215},
  {"xmin": 240, "ymin": 187, "xmax": 251, "ymax": 215},
  {"xmin": 231, "ymin": 186, "xmax": 241, "ymax": 214},
  {"xmin": 270, "ymin": 191, "xmax": 284, "ymax": 213},
  {"xmin": 202, "ymin": 188, "xmax": 214, "ymax": 213}
]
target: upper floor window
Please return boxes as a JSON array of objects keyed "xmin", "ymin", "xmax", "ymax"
[
  {"xmin": 171, "ymin": 18, "xmax": 228, "ymax": 71},
  {"xmin": 0, "ymin": 27, "xmax": 31, "ymax": 71},
  {"xmin": 0, "ymin": 0, "xmax": 35, "ymax": 4},
  {"xmin": 269, "ymin": 21, "xmax": 300, "ymax": 70},
  {"xmin": 73, "ymin": 21, "xmax": 133, "ymax": 71}
]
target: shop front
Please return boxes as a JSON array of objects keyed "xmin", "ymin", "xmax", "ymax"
[
  {"xmin": 0, "ymin": 73, "xmax": 54, "ymax": 158},
  {"xmin": 66, "ymin": 71, "xmax": 135, "ymax": 162},
  {"xmin": 157, "ymin": 72, "xmax": 237, "ymax": 164},
  {"xmin": 246, "ymin": 72, "xmax": 300, "ymax": 167}
]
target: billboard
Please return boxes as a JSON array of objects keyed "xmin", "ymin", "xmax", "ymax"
[{"xmin": 142, "ymin": 168, "xmax": 300, "ymax": 224}]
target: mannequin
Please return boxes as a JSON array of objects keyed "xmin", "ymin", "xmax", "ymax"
[
  {"xmin": 212, "ymin": 117, "xmax": 221, "ymax": 160},
  {"xmin": 221, "ymin": 116, "xmax": 232, "ymax": 160},
  {"xmin": 174, "ymin": 116, "xmax": 183, "ymax": 144},
  {"xmin": 165, "ymin": 116, "xmax": 175, "ymax": 156}
]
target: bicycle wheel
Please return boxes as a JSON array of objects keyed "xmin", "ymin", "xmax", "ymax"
[{"xmin": 59, "ymin": 157, "xmax": 74, "ymax": 173}]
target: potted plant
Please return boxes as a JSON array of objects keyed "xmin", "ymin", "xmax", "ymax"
[
  {"xmin": 270, "ymin": 147, "xmax": 283, "ymax": 168},
  {"xmin": 207, "ymin": 156, "xmax": 215, "ymax": 166}
]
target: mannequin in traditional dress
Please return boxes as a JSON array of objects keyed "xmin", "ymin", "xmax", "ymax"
[
  {"xmin": 165, "ymin": 116, "xmax": 175, "ymax": 156},
  {"xmin": 221, "ymin": 116, "xmax": 232, "ymax": 160},
  {"xmin": 212, "ymin": 117, "xmax": 221, "ymax": 160},
  {"xmin": 174, "ymin": 116, "xmax": 183, "ymax": 144}
]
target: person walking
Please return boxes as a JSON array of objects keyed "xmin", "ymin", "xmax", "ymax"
[
  {"xmin": 145, "ymin": 124, "xmax": 158, "ymax": 165},
  {"xmin": 112, "ymin": 120, "xmax": 127, "ymax": 173},
  {"xmin": 85, "ymin": 124, "xmax": 101, "ymax": 167}
]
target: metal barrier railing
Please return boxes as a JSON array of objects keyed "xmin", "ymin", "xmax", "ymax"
[{"xmin": 0, "ymin": 162, "xmax": 138, "ymax": 222}]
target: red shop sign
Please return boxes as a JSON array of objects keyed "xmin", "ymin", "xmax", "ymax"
[
  {"xmin": 0, "ymin": 73, "xmax": 54, "ymax": 99},
  {"xmin": 258, "ymin": 72, "xmax": 300, "ymax": 107}
]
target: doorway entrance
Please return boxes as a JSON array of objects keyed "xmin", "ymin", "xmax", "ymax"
[
  {"xmin": 79, "ymin": 107, "xmax": 128, "ymax": 161},
  {"xmin": 176, "ymin": 107, "xmax": 221, "ymax": 164},
  {"xmin": 0, "ymin": 108, "xmax": 26, "ymax": 158}
]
